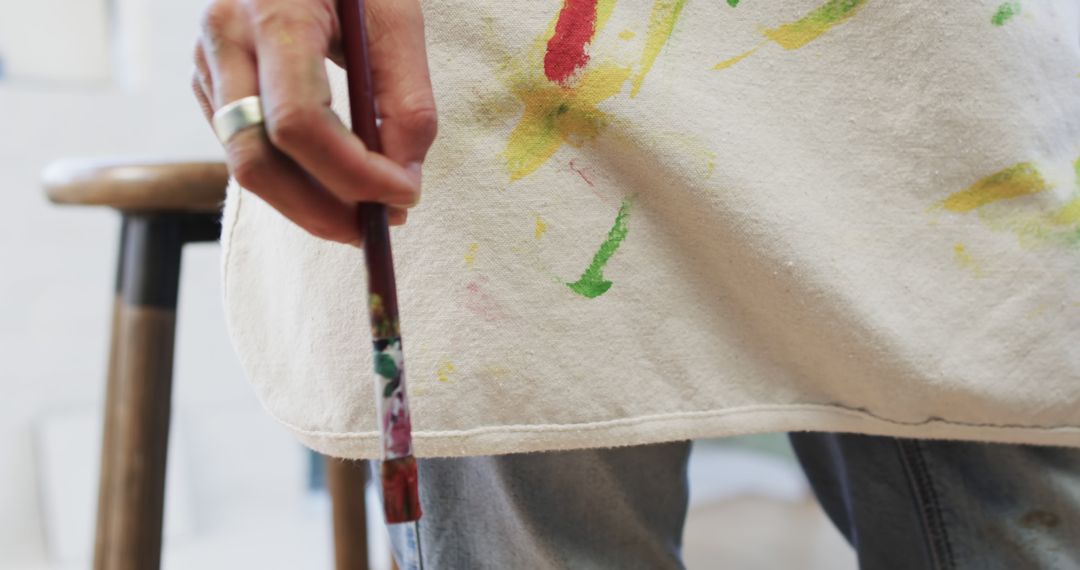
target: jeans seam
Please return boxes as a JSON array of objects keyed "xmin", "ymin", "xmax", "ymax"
[{"xmin": 895, "ymin": 439, "xmax": 956, "ymax": 570}]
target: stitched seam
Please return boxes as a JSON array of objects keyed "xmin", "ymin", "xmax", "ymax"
[
  {"xmin": 896, "ymin": 439, "xmax": 956, "ymax": 569},
  {"xmin": 913, "ymin": 440, "xmax": 957, "ymax": 568},
  {"xmin": 266, "ymin": 402, "xmax": 1080, "ymax": 441}
]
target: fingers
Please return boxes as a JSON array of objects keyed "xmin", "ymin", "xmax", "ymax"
[
  {"xmin": 366, "ymin": 0, "xmax": 438, "ymax": 174},
  {"xmin": 388, "ymin": 207, "xmax": 408, "ymax": 226},
  {"xmin": 251, "ymin": 1, "xmax": 422, "ymax": 207},
  {"xmin": 200, "ymin": 0, "xmax": 258, "ymax": 106},
  {"xmin": 198, "ymin": 0, "xmax": 361, "ymax": 244},
  {"xmin": 192, "ymin": 45, "xmax": 214, "ymax": 121},
  {"xmin": 193, "ymin": 0, "xmax": 432, "ymax": 245},
  {"xmin": 228, "ymin": 131, "xmax": 363, "ymax": 244}
]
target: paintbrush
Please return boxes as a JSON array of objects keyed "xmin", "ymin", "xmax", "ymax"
[{"xmin": 337, "ymin": 0, "xmax": 423, "ymax": 526}]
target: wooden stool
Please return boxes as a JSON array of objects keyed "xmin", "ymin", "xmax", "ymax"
[{"xmin": 44, "ymin": 160, "xmax": 372, "ymax": 570}]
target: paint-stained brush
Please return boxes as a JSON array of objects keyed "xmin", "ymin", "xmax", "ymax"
[{"xmin": 337, "ymin": 0, "xmax": 423, "ymax": 527}]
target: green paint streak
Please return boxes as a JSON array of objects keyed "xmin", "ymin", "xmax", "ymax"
[
  {"xmin": 764, "ymin": 0, "xmax": 866, "ymax": 50},
  {"xmin": 375, "ymin": 351, "xmax": 399, "ymax": 381},
  {"xmin": 940, "ymin": 162, "xmax": 1049, "ymax": 213},
  {"xmin": 567, "ymin": 199, "xmax": 632, "ymax": 298},
  {"xmin": 992, "ymin": 1, "xmax": 1020, "ymax": 26},
  {"xmin": 727, "ymin": 0, "xmax": 740, "ymax": 6}
]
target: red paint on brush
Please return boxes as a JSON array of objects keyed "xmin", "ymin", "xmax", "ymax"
[
  {"xmin": 544, "ymin": 0, "xmax": 600, "ymax": 84},
  {"xmin": 382, "ymin": 456, "xmax": 422, "ymax": 523}
]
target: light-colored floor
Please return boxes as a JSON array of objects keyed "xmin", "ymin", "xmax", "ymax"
[{"xmin": 684, "ymin": 497, "xmax": 857, "ymax": 570}]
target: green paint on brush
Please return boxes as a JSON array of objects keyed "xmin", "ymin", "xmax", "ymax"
[
  {"xmin": 992, "ymin": 1, "xmax": 1021, "ymax": 26},
  {"xmin": 375, "ymin": 351, "xmax": 399, "ymax": 381},
  {"xmin": 567, "ymin": 199, "xmax": 632, "ymax": 298}
]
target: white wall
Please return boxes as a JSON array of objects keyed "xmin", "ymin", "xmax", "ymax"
[
  {"xmin": 0, "ymin": 1, "xmax": 312, "ymax": 565},
  {"xmin": 0, "ymin": 0, "xmax": 112, "ymax": 83}
]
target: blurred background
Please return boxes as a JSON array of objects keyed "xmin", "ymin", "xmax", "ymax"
[{"xmin": 0, "ymin": 1, "xmax": 854, "ymax": 568}]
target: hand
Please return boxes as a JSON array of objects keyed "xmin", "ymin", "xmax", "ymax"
[{"xmin": 192, "ymin": 0, "xmax": 437, "ymax": 244}]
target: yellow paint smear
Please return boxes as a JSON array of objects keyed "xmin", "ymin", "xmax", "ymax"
[
  {"xmin": 763, "ymin": 0, "xmax": 868, "ymax": 50},
  {"xmin": 436, "ymin": 361, "xmax": 456, "ymax": 383},
  {"xmin": 631, "ymin": 0, "xmax": 687, "ymax": 97},
  {"xmin": 1053, "ymin": 195, "xmax": 1080, "ymax": 226},
  {"xmin": 619, "ymin": 29, "xmax": 636, "ymax": 40},
  {"xmin": 714, "ymin": 0, "xmax": 866, "ymax": 70},
  {"xmin": 503, "ymin": 63, "xmax": 632, "ymax": 180},
  {"xmin": 481, "ymin": 365, "xmax": 511, "ymax": 381},
  {"xmin": 953, "ymin": 243, "xmax": 983, "ymax": 276},
  {"xmin": 940, "ymin": 163, "xmax": 1050, "ymax": 213},
  {"xmin": 535, "ymin": 214, "xmax": 549, "ymax": 239},
  {"xmin": 465, "ymin": 242, "xmax": 479, "ymax": 268},
  {"xmin": 596, "ymin": 0, "xmax": 618, "ymax": 35},
  {"xmin": 714, "ymin": 45, "xmax": 761, "ymax": 70}
]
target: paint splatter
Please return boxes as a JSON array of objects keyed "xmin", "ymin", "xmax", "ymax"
[
  {"xmin": 1054, "ymin": 187, "xmax": 1080, "ymax": 227},
  {"xmin": 727, "ymin": 0, "xmax": 741, "ymax": 6},
  {"xmin": 938, "ymin": 163, "xmax": 1049, "ymax": 213},
  {"xmin": 465, "ymin": 277, "xmax": 510, "ymax": 321},
  {"xmin": 545, "ymin": 0, "xmax": 601, "ymax": 84},
  {"xmin": 436, "ymin": 360, "xmax": 456, "ymax": 383},
  {"xmin": 567, "ymin": 199, "xmax": 632, "ymax": 298},
  {"xmin": 478, "ymin": 365, "xmax": 512, "ymax": 383},
  {"xmin": 953, "ymin": 243, "xmax": 984, "ymax": 276},
  {"xmin": 619, "ymin": 29, "xmax": 636, "ymax": 40},
  {"xmin": 535, "ymin": 214, "xmax": 549, "ymax": 239},
  {"xmin": 569, "ymin": 159, "xmax": 596, "ymax": 186},
  {"xmin": 504, "ymin": 63, "xmax": 632, "ymax": 180},
  {"xmin": 992, "ymin": 1, "xmax": 1021, "ymax": 26},
  {"xmin": 631, "ymin": 0, "xmax": 688, "ymax": 97},
  {"xmin": 500, "ymin": 0, "xmax": 684, "ymax": 180},
  {"xmin": 765, "ymin": 0, "xmax": 867, "ymax": 49},
  {"xmin": 464, "ymin": 242, "xmax": 479, "ymax": 268},
  {"xmin": 368, "ymin": 293, "xmax": 400, "ymax": 339},
  {"xmin": 937, "ymin": 160, "xmax": 1080, "ymax": 249},
  {"xmin": 372, "ymin": 337, "xmax": 412, "ymax": 460},
  {"xmin": 715, "ymin": 0, "xmax": 866, "ymax": 69},
  {"xmin": 714, "ymin": 46, "xmax": 761, "ymax": 70}
]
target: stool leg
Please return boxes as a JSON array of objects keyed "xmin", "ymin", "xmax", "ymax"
[
  {"xmin": 100, "ymin": 214, "xmax": 183, "ymax": 570},
  {"xmin": 326, "ymin": 457, "xmax": 371, "ymax": 570},
  {"xmin": 94, "ymin": 220, "xmax": 129, "ymax": 570}
]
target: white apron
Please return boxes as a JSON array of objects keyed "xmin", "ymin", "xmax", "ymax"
[{"xmin": 221, "ymin": 0, "xmax": 1080, "ymax": 458}]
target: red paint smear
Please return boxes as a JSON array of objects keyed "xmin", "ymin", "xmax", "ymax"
[
  {"xmin": 569, "ymin": 159, "xmax": 595, "ymax": 187},
  {"xmin": 465, "ymin": 278, "xmax": 508, "ymax": 322},
  {"xmin": 544, "ymin": 0, "xmax": 600, "ymax": 84},
  {"xmin": 381, "ymin": 456, "xmax": 422, "ymax": 523}
]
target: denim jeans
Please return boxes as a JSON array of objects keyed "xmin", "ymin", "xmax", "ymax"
[{"xmin": 385, "ymin": 434, "xmax": 1080, "ymax": 569}]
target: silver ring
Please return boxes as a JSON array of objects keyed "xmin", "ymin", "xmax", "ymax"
[{"xmin": 212, "ymin": 95, "xmax": 265, "ymax": 145}]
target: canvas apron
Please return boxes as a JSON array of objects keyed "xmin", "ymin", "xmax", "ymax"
[{"xmin": 221, "ymin": 0, "xmax": 1080, "ymax": 458}]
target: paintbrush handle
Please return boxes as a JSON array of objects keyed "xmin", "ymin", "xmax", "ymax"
[{"xmin": 338, "ymin": 0, "xmax": 422, "ymax": 524}]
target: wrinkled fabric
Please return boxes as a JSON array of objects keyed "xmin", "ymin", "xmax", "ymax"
[{"xmin": 221, "ymin": 0, "xmax": 1080, "ymax": 459}]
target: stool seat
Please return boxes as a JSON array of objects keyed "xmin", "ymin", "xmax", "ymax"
[{"xmin": 43, "ymin": 159, "xmax": 229, "ymax": 212}]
